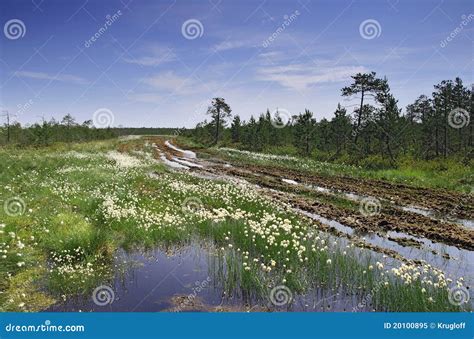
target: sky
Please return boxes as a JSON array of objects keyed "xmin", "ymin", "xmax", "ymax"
[{"xmin": 0, "ymin": 0, "xmax": 472, "ymax": 128}]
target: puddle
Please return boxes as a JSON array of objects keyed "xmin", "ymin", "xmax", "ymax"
[
  {"xmin": 282, "ymin": 178, "xmax": 298, "ymax": 185},
  {"xmin": 45, "ymin": 240, "xmax": 389, "ymax": 312},
  {"xmin": 165, "ymin": 140, "xmax": 196, "ymax": 159},
  {"xmin": 160, "ymin": 154, "xmax": 189, "ymax": 169},
  {"xmin": 47, "ymin": 243, "xmax": 224, "ymax": 312},
  {"xmin": 172, "ymin": 157, "xmax": 204, "ymax": 168},
  {"xmin": 401, "ymin": 206, "xmax": 474, "ymax": 229},
  {"xmin": 297, "ymin": 209, "xmax": 474, "ymax": 287},
  {"xmin": 300, "ymin": 182, "xmax": 474, "ymax": 229}
]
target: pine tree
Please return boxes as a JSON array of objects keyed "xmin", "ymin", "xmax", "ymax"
[
  {"xmin": 207, "ymin": 97, "xmax": 232, "ymax": 144},
  {"xmin": 230, "ymin": 115, "xmax": 241, "ymax": 143},
  {"xmin": 341, "ymin": 72, "xmax": 387, "ymax": 144}
]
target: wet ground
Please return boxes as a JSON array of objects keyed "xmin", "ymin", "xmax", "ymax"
[
  {"xmin": 46, "ymin": 137, "xmax": 474, "ymax": 312},
  {"xmin": 47, "ymin": 240, "xmax": 389, "ymax": 312}
]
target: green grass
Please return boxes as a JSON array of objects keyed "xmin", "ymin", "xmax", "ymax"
[
  {"xmin": 187, "ymin": 141, "xmax": 473, "ymax": 193},
  {"xmin": 0, "ymin": 138, "xmax": 468, "ymax": 312}
]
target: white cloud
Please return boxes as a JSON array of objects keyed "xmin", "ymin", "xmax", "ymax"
[
  {"xmin": 126, "ymin": 92, "xmax": 163, "ymax": 103},
  {"xmin": 14, "ymin": 70, "xmax": 89, "ymax": 85},
  {"xmin": 257, "ymin": 64, "xmax": 368, "ymax": 90},
  {"xmin": 141, "ymin": 71, "xmax": 198, "ymax": 93},
  {"xmin": 123, "ymin": 46, "xmax": 176, "ymax": 66},
  {"xmin": 212, "ymin": 40, "xmax": 252, "ymax": 52}
]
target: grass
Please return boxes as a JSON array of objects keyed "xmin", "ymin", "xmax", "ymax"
[
  {"xmin": 0, "ymin": 138, "xmax": 469, "ymax": 312},
  {"xmin": 177, "ymin": 137, "xmax": 473, "ymax": 193}
]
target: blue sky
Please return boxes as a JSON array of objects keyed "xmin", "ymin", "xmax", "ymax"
[{"xmin": 0, "ymin": 0, "xmax": 472, "ymax": 127}]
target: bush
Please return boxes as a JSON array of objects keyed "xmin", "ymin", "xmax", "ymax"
[
  {"xmin": 357, "ymin": 155, "xmax": 395, "ymax": 170},
  {"xmin": 42, "ymin": 213, "xmax": 96, "ymax": 253}
]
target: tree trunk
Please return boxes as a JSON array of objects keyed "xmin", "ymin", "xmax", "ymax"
[
  {"xmin": 215, "ymin": 108, "xmax": 220, "ymax": 145},
  {"xmin": 354, "ymin": 89, "xmax": 365, "ymax": 145}
]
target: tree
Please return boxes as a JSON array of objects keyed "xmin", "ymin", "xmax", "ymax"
[
  {"xmin": 1, "ymin": 110, "xmax": 13, "ymax": 143},
  {"xmin": 329, "ymin": 104, "xmax": 352, "ymax": 156},
  {"xmin": 207, "ymin": 97, "xmax": 232, "ymax": 144},
  {"xmin": 341, "ymin": 72, "xmax": 387, "ymax": 144},
  {"xmin": 374, "ymin": 84, "xmax": 401, "ymax": 165},
  {"xmin": 432, "ymin": 80, "xmax": 454, "ymax": 157},
  {"xmin": 230, "ymin": 115, "xmax": 241, "ymax": 143},
  {"xmin": 406, "ymin": 95, "xmax": 435, "ymax": 158},
  {"xmin": 293, "ymin": 109, "xmax": 316, "ymax": 156}
]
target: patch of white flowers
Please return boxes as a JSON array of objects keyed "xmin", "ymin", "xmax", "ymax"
[{"xmin": 106, "ymin": 151, "xmax": 144, "ymax": 168}]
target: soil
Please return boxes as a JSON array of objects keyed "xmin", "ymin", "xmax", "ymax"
[{"xmin": 147, "ymin": 136, "xmax": 474, "ymax": 252}]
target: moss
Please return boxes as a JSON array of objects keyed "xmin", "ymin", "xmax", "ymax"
[
  {"xmin": 1, "ymin": 268, "xmax": 55, "ymax": 312},
  {"xmin": 42, "ymin": 212, "xmax": 97, "ymax": 253}
]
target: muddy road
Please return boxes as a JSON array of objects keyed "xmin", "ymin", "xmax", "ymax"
[{"xmin": 141, "ymin": 137, "xmax": 473, "ymax": 284}]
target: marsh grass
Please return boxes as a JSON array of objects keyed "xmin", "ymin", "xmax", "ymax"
[
  {"xmin": 0, "ymin": 139, "xmax": 468, "ymax": 312},
  {"xmin": 200, "ymin": 144, "xmax": 473, "ymax": 193}
]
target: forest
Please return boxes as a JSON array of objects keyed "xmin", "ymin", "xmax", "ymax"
[{"xmin": 189, "ymin": 72, "xmax": 473, "ymax": 169}]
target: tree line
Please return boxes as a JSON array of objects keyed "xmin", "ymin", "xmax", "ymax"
[
  {"xmin": 189, "ymin": 72, "xmax": 473, "ymax": 168},
  {"xmin": 0, "ymin": 112, "xmax": 190, "ymax": 147},
  {"xmin": 0, "ymin": 114, "xmax": 117, "ymax": 146}
]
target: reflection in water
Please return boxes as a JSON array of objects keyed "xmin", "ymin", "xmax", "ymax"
[
  {"xmin": 46, "ymin": 240, "xmax": 388, "ymax": 312},
  {"xmin": 298, "ymin": 209, "xmax": 474, "ymax": 287}
]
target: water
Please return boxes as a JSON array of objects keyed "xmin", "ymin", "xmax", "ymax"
[
  {"xmin": 298, "ymin": 209, "xmax": 474, "ymax": 287},
  {"xmin": 45, "ymin": 240, "xmax": 381, "ymax": 312},
  {"xmin": 47, "ymin": 244, "xmax": 224, "ymax": 312}
]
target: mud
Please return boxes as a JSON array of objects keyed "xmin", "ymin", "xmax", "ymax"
[
  {"xmin": 164, "ymin": 295, "xmax": 270, "ymax": 312},
  {"xmin": 148, "ymin": 137, "xmax": 474, "ymax": 252}
]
